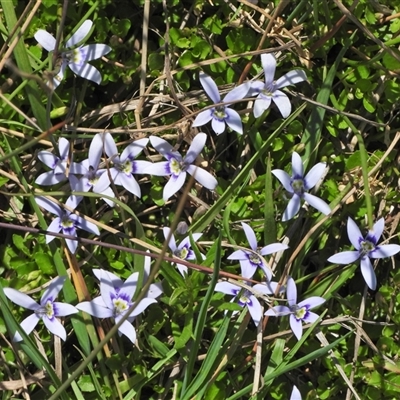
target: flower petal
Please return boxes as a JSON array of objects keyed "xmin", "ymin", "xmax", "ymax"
[
  {"xmin": 264, "ymin": 305, "xmax": 291, "ymax": 316},
  {"xmin": 211, "ymin": 118, "xmax": 227, "ymax": 135},
  {"xmin": 327, "ymin": 250, "xmax": 360, "ymax": 264},
  {"xmin": 199, "ymin": 72, "xmax": 220, "ymax": 103},
  {"xmin": 260, "ymin": 53, "xmax": 276, "ymax": 87},
  {"xmin": 15, "ymin": 313, "xmax": 40, "ymax": 341},
  {"xmin": 102, "ymin": 132, "xmax": 118, "ymax": 159},
  {"xmin": 74, "ymin": 215, "xmax": 100, "ymax": 236},
  {"xmin": 215, "ymin": 281, "xmax": 239, "ymax": 295},
  {"xmin": 149, "ymin": 136, "xmax": 177, "ymax": 158},
  {"xmin": 259, "ymin": 243, "xmax": 288, "ymax": 256},
  {"xmin": 227, "ymin": 250, "xmax": 248, "ymax": 261},
  {"xmin": 43, "ymin": 317, "xmax": 67, "ymax": 341},
  {"xmin": 88, "ymin": 133, "xmax": 104, "ymax": 168},
  {"xmin": 303, "ymin": 193, "xmax": 331, "ymax": 215},
  {"xmin": 369, "ymin": 217, "xmax": 385, "ymax": 243},
  {"xmin": 3, "ymin": 288, "xmax": 38, "ymax": 310},
  {"xmin": 223, "ymin": 82, "xmax": 250, "ymax": 103},
  {"xmin": 66, "ymin": 20, "xmax": 93, "ymax": 48},
  {"xmin": 35, "ymin": 172, "xmax": 66, "ymax": 185},
  {"xmin": 192, "ymin": 109, "xmax": 213, "ymax": 128},
  {"xmin": 34, "ymin": 30, "xmax": 56, "ymax": 52},
  {"xmin": 163, "ymin": 226, "xmax": 177, "ymax": 251},
  {"xmin": 53, "ymin": 302, "xmax": 79, "ymax": 317},
  {"xmin": 129, "ymin": 298, "xmax": 156, "ymax": 317},
  {"xmin": 347, "ymin": 217, "xmax": 363, "ymax": 250},
  {"xmin": 291, "ymin": 152, "xmax": 304, "ymax": 178},
  {"xmin": 120, "ymin": 138, "xmax": 149, "ymax": 161},
  {"xmin": 371, "ymin": 244, "xmax": 400, "ymax": 259},
  {"xmin": 239, "ymin": 260, "xmax": 257, "ymax": 279},
  {"xmin": 46, "ymin": 218, "xmax": 62, "ymax": 243},
  {"xmin": 298, "ymin": 296, "xmax": 325, "ymax": 310},
  {"xmin": 272, "ymin": 90, "xmax": 292, "ymax": 118},
  {"xmin": 241, "ymin": 222, "xmax": 258, "ymax": 250},
  {"xmin": 41, "ymin": 276, "xmax": 66, "ymax": 304},
  {"xmin": 65, "ymin": 238, "xmax": 78, "ymax": 254},
  {"xmin": 248, "ymin": 80, "xmax": 265, "ymax": 96},
  {"xmin": 184, "ymin": 133, "xmax": 206, "ymax": 164},
  {"xmin": 121, "ymin": 272, "xmax": 140, "ymax": 301},
  {"xmin": 35, "ymin": 196, "xmax": 62, "ymax": 216},
  {"xmin": 290, "ymin": 385, "xmax": 302, "ymax": 400},
  {"xmin": 247, "ymin": 295, "xmax": 262, "ymax": 326},
  {"xmin": 360, "ymin": 257, "xmax": 377, "ymax": 290},
  {"xmin": 80, "ymin": 44, "xmax": 111, "ymax": 61},
  {"xmin": 118, "ymin": 173, "xmax": 141, "ymax": 197},
  {"xmin": 186, "ymin": 165, "xmax": 217, "ymax": 190},
  {"xmin": 253, "ymin": 94, "xmax": 272, "ymax": 118},
  {"xmin": 304, "ymin": 162, "xmax": 326, "ymax": 190},
  {"xmin": 302, "ymin": 311, "xmax": 320, "ymax": 324},
  {"xmin": 275, "ymin": 69, "xmax": 307, "ymax": 89},
  {"xmin": 286, "ymin": 277, "xmax": 297, "ymax": 306},
  {"xmin": 290, "ymin": 314, "xmax": 303, "ymax": 340},
  {"xmin": 225, "ymin": 108, "xmax": 243, "ymax": 135},
  {"xmin": 271, "ymin": 169, "xmax": 293, "ymax": 193},
  {"xmin": 76, "ymin": 300, "xmax": 114, "ymax": 318},
  {"xmin": 115, "ymin": 318, "xmax": 136, "ymax": 344},
  {"xmin": 146, "ymin": 161, "xmax": 171, "ymax": 176},
  {"xmin": 37, "ymin": 151, "xmax": 59, "ymax": 169},
  {"xmin": 69, "ymin": 62, "xmax": 102, "ymax": 84},
  {"xmin": 253, "ymin": 283, "xmax": 275, "ymax": 296},
  {"xmin": 283, "ymin": 195, "xmax": 301, "ymax": 222},
  {"xmin": 163, "ymin": 172, "xmax": 186, "ymax": 201}
]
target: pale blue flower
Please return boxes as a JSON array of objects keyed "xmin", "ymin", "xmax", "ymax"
[
  {"xmin": 192, "ymin": 72, "xmax": 249, "ymax": 135},
  {"xmin": 76, "ymin": 269, "xmax": 160, "ymax": 345},
  {"xmin": 3, "ymin": 276, "xmax": 78, "ymax": 341},
  {"xmin": 249, "ymin": 53, "xmax": 307, "ymax": 118},
  {"xmin": 228, "ymin": 222, "xmax": 288, "ymax": 280},
  {"xmin": 328, "ymin": 217, "xmax": 400, "ymax": 290},
  {"xmin": 272, "ymin": 152, "xmax": 330, "ymax": 221},
  {"xmin": 215, "ymin": 280, "xmax": 280, "ymax": 326},
  {"xmin": 35, "ymin": 20, "xmax": 111, "ymax": 88},
  {"xmin": 265, "ymin": 277, "xmax": 325, "ymax": 340},
  {"xmin": 290, "ymin": 385, "xmax": 302, "ymax": 400},
  {"xmin": 35, "ymin": 196, "xmax": 100, "ymax": 254},
  {"xmin": 146, "ymin": 133, "xmax": 218, "ymax": 201}
]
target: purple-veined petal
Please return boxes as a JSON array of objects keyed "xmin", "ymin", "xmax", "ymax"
[
  {"xmin": 369, "ymin": 217, "xmax": 385, "ymax": 243},
  {"xmin": 227, "ymin": 249, "xmax": 248, "ymax": 261},
  {"xmin": 215, "ymin": 281, "xmax": 240, "ymax": 296},
  {"xmin": 65, "ymin": 190, "xmax": 83, "ymax": 210},
  {"xmin": 290, "ymin": 314, "xmax": 303, "ymax": 340},
  {"xmin": 80, "ymin": 43, "xmax": 111, "ymax": 61},
  {"xmin": 347, "ymin": 217, "xmax": 363, "ymax": 250},
  {"xmin": 224, "ymin": 108, "xmax": 243, "ymax": 135},
  {"xmin": 115, "ymin": 317, "xmax": 136, "ymax": 344},
  {"xmin": 58, "ymin": 138, "xmax": 69, "ymax": 161},
  {"xmin": 120, "ymin": 138, "xmax": 149, "ymax": 161},
  {"xmin": 93, "ymin": 269, "xmax": 123, "ymax": 289},
  {"xmin": 275, "ymin": 69, "xmax": 307, "ymax": 89},
  {"xmin": 248, "ymin": 80, "xmax": 265, "ymax": 96},
  {"xmin": 272, "ymin": 90, "xmax": 292, "ymax": 118},
  {"xmin": 35, "ymin": 171, "xmax": 67, "ymax": 185},
  {"xmin": 65, "ymin": 238, "xmax": 78, "ymax": 254},
  {"xmin": 34, "ymin": 30, "xmax": 56, "ymax": 52},
  {"xmin": 43, "ymin": 317, "xmax": 67, "ymax": 341},
  {"xmin": 290, "ymin": 385, "xmax": 302, "ymax": 400},
  {"xmin": 271, "ymin": 169, "xmax": 293, "ymax": 193},
  {"xmin": 298, "ymin": 296, "xmax": 325, "ymax": 310},
  {"xmin": 37, "ymin": 151, "xmax": 59, "ymax": 169},
  {"xmin": 303, "ymin": 193, "xmax": 331, "ymax": 215},
  {"xmin": 260, "ymin": 53, "xmax": 276, "ymax": 87},
  {"xmin": 35, "ymin": 196, "xmax": 62, "ymax": 216},
  {"xmin": 264, "ymin": 305, "xmax": 291, "ymax": 316},
  {"xmin": 51, "ymin": 62, "xmax": 67, "ymax": 88},
  {"xmin": 163, "ymin": 227, "xmax": 177, "ymax": 251},
  {"xmin": 74, "ymin": 215, "xmax": 100, "ymax": 236},
  {"xmin": 211, "ymin": 118, "xmax": 227, "ymax": 135},
  {"xmin": 241, "ymin": 222, "xmax": 258, "ymax": 251},
  {"xmin": 163, "ymin": 171, "xmax": 186, "ymax": 201},
  {"xmin": 129, "ymin": 298, "xmax": 157, "ymax": 318},
  {"xmin": 192, "ymin": 109, "xmax": 213, "ymax": 128},
  {"xmin": 286, "ymin": 277, "xmax": 297, "ymax": 306},
  {"xmin": 53, "ymin": 302, "xmax": 79, "ymax": 317},
  {"xmin": 178, "ymin": 233, "xmax": 202, "ymax": 250},
  {"xmin": 149, "ymin": 136, "xmax": 177, "ymax": 158},
  {"xmin": 132, "ymin": 160, "xmax": 151, "ymax": 174},
  {"xmin": 65, "ymin": 20, "xmax": 93, "ymax": 48},
  {"xmin": 3, "ymin": 288, "xmax": 38, "ymax": 310},
  {"xmin": 76, "ymin": 299, "xmax": 114, "ymax": 318},
  {"xmin": 360, "ymin": 257, "xmax": 377, "ymax": 290},
  {"xmin": 304, "ymin": 162, "xmax": 326, "ymax": 190},
  {"xmin": 184, "ymin": 133, "xmax": 206, "ymax": 164},
  {"xmin": 121, "ymin": 272, "xmax": 140, "ymax": 301},
  {"xmin": 239, "ymin": 260, "xmax": 257, "ymax": 279},
  {"xmin": 371, "ymin": 244, "xmax": 400, "ymax": 259},
  {"xmin": 327, "ymin": 250, "xmax": 360, "ymax": 264},
  {"xmin": 41, "ymin": 276, "xmax": 66, "ymax": 304},
  {"xmin": 283, "ymin": 195, "xmax": 301, "ymax": 221},
  {"xmin": 253, "ymin": 94, "xmax": 272, "ymax": 118},
  {"xmin": 69, "ymin": 160, "xmax": 88, "ymax": 175},
  {"xmin": 118, "ymin": 173, "xmax": 141, "ymax": 197},
  {"xmin": 146, "ymin": 161, "xmax": 171, "ymax": 176},
  {"xmin": 199, "ymin": 72, "xmax": 220, "ymax": 103},
  {"xmin": 89, "ymin": 133, "xmax": 104, "ymax": 168},
  {"xmin": 46, "ymin": 217, "xmax": 62, "ymax": 243},
  {"xmin": 223, "ymin": 82, "xmax": 250, "ymax": 103},
  {"xmin": 260, "ymin": 243, "xmax": 288, "ymax": 256},
  {"xmin": 15, "ymin": 313, "xmax": 41, "ymax": 341},
  {"xmin": 302, "ymin": 311, "xmax": 320, "ymax": 324},
  {"xmin": 247, "ymin": 295, "xmax": 262, "ymax": 326},
  {"xmin": 102, "ymin": 132, "xmax": 118, "ymax": 159},
  {"xmin": 69, "ymin": 62, "xmax": 102, "ymax": 84},
  {"xmin": 186, "ymin": 165, "xmax": 217, "ymax": 190},
  {"xmin": 291, "ymin": 152, "xmax": 304, "ymax": 178}
]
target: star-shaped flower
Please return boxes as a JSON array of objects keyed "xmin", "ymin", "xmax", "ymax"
[
  {"xmin": 272, "ymin": 152, "xmax": 330, "ymax": 221},
  {"xmin": 249, "ymin": 53, "xmax": 307, "ymax": 118},
  {"xmin": 146, "ymin": 133, "xmax": 218, "ymax": 201},
  {"xmin": 34, "ymin": 19, "xmax": 111, "ymax": 88},
  {"xmin": 228, "ymin": 222, "xmax": 288, "ymax": 280},
  {"xmin": 192, "ymin": 73, "xmax": 249, "ymax": 135},
  {"xmin": 76, "ymin": 269, "xmax": 160, "ymax": 345},
  {"xmin": 215, "ymin": 280, "xmax": 280, "ymax": 326},
  {"xmin": 265, "ymin": 277, "xmax": 325, "ymax": 340},
  {"xmin": 35, "ymin": 196, "xmax": 100, "ymax": 254},
  {"xmin": 327, "ymin": 217, "xmax": 400, "ymax": 290},
  {"xmin": 163, "ymin": 227, "xmax": 204, "ymax": 276},
  {"xmin": 3, "ymin": 276, "xmax": 78, "ymax": 342},
  {"xmin": 96, "ymin": 132, "xmax": 150, "ymax": 198}
]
